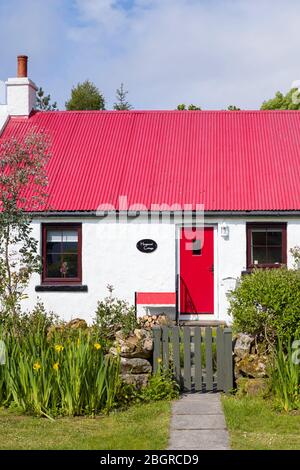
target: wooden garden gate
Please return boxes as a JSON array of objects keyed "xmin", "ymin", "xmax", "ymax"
[{"xmin": 153, "ymin": 326, "xmax": 233, "ymax": 393}]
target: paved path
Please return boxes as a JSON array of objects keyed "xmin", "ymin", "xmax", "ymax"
[{"xmin": 168, "ymin": 393, "xmax": 230, "ymax": 450}]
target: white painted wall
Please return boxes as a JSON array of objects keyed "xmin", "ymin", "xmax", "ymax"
[
  {"xmin": 6, "ymin": 77, "xmax": 37, "ymax": 116},
  {"xmin": 22, "ymin": 216, "xmax": 300, "ymax": 325},
  {"xmin": 0, "ymin": 104, "xmax": 8, "ymax": 135}
]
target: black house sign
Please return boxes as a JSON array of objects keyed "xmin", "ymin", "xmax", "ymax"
[{"xmin": 136, "ymin": 239, "xmax": 158, "ymax": 253}]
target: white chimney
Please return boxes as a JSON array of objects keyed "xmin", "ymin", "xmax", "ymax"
[{"xmin": 5, "ymin": 55, "xmax": 37, "ymax": 116}]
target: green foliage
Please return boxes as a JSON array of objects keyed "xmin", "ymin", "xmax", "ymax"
[
  {"xmin": 270, "ymin": 339, "xmax": 300, "ymax": 412},
  {"xmin": 0, "ymin": 324, "xmax": 120, "ymax": 417},
  {"xmin": 177, "ymin": 104, "xmax": 201, "ymax": 110},
  {"xmin": 94, "ymin": 285, "xmax": 137, "ymax": 339},
  {"xmin": 65, "ymin": 80, "xmax": 105, "ymax": 111},
  {"xmin": 113, "ymin": 83, "xmax": 133, "ymax": 110},
  {"xmin": 228, "ymin": 268, "xmax": 300, "ymax": 344},
  {"xmin": 227, "ymin": 105, "xmax": 241, "ymax": 110},
  {"xmin": 140, "ymin": 370, "xmax": 180, "ymax": 402},
  {"xmin": 0, "ymin": 132, "xmax": 50, "ymax": 316},
  {"xmin": 116, "ymin": 370, "xmax": 179, "ymax": 408},
  {"xmin": 290, "ymin": 246, "xmax": 300, "ymax": 268},
  {"xmin": 261, "ymin": 88, "xmax": 300, "ymax": 110},
  {"xmin": 36, "ymin": 87, "xmax": 57, "ymax": 111},
  {"xmin": 0, "ymin": 300, "xmax": 59, "ymax": 337}
]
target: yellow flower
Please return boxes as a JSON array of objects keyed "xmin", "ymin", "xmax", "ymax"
[
  {"xmin": 33, "ymin": 362, "xmax": 41, "ymax": 371},
  {"xmin": 55, "ymin": 344, "xmax": 64, "ymax": 353},
  {"xmin": 116, "ymin": 345, "xmax": 121, "ymax": 354},
  {"xmin": 157, "ymin": 358, "xmax": 162, "ymax": 364},
  {"xmin": 53, "ymin": 362, "xmax": 59, "ymax": 371},
  {"xmin": 94, "ymin": 343, "xmax": 101, "ymax": 350}
]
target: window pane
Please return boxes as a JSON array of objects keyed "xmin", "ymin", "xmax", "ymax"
[
  {"xmin": 267, "ymin": 230, "xmax": 282, "ymax": 246},
  {"xmin": 267, "ymin": 247, "xmax": 282, "ymax": 264},
  {"xmin": 45, "ymin": 228, "xmax": 79, "ymax": 279},
  {"xmin": 62, "ymin": 231, "xmax": 78, "ymax": 242},
  {"xmin": 46, "ymin": 254, "xmax": 61, "ymax": 277},
  {"xmin": 60, "ymin": 254, "xmax": 78, "ymax": 278},
  {"xmin": 252, "ymin": 247, "xmax": 268, "ymax": 265},
  {"xmin": 252, "ymin": 230, "xmax": 266, "ymax": 246},
  {"xmin": 192, "ymin": 239, "xmax": 202, "ymax": 256},
  {"xmin": 61, "ymin": 242, "xmax": 78, "ymax": 254},
  {"xmin": 47, "ymin": 231, "xmax": 62, "ymax": 242}
]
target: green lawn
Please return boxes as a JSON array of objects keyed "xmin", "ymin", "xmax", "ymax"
[
  {"xmin": 0, "ymin": 401, "xmax": 171, "ymax": 450},
  {"xmin": 222, "ymin": 395, "xmax": 300, "ymax": 450}
]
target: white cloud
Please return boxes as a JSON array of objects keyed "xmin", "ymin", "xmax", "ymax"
[{"xmin": 1, "ymin": 0, "xmax": 300, "ymax": 109}]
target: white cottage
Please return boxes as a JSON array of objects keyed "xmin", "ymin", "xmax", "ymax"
[{"xmin": 1, "ymin": 56, "xmax": 300, "ymax": 325}]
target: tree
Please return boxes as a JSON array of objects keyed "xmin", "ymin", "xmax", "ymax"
[
  {"xmin": 227, "ymin": 105, "xmax": 241, "ymax": 111},
  {"xmin": 113, "ymin": 83, "xmax": 133, "ymax": 110},
  {"xmin": 36, "ymin": 87, "xmax": 58, "ymax": 111},
  {"xmin": 261, "ymin": 88, "xmax": 300, "ymax": 110},
  {"xmin": 0, "ymin": 131, "xmax": 50, "ymax": 317},
  {"xmin": 65, "ymin": 80, "xmax": 105, "ymax": 111},
  {"xmin": 177, "ymin": 104, "xmax": 201, "ymax": 110}
]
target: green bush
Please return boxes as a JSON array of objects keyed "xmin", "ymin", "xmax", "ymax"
[
  {"xmin": 140, "ymin": 370, "xmax": 180, "ymax": 402},
  {"xmin": 228, "ymin": 268, "xmax": 300, "ymax": 343},
  {"xmin": 94, "ymin": 285, "xmax": 137, "ymax": 339},
  {"xmin": 0, "ymin": 300, "xmax": 60, "ymax": 337},
  {"xmin": 116, "ymin": 370, "xmax": 180, "ymax": 408}
]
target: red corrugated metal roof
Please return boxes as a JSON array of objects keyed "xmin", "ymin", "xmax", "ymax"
[{"xmin": 1, "ymin": 110, "xmax": 300, "ymax": 212}]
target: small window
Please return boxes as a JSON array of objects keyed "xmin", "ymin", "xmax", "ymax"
[
  {"xmin": 42, "ymin": 224, "xmax": 82, "ymax": 284},
  {"xmin": 247, "ymin": 223, "xmax": 287, "ymax": 268}
]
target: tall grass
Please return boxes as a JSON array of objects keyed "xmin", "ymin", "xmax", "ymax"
[
  {"xmin": 0, "ymin": 328, "xmax": 120, "ymax": 417},
  {"xmin": 270, "ymin": 339, "xmax": 300, "ymax": 412}
]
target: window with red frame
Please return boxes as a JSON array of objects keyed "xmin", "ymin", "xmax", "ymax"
[
  {"xmin": 246, "ymin": 223, "xmax": 287, "ymax": 269},
  {"xmin": 42, "ymin": 224, "xmax": 82, "ymax": 284}
]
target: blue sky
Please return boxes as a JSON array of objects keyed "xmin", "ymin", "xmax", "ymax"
[{"xmin": 0, "ymin": 0, "xmax": 299, "ymax": 110}]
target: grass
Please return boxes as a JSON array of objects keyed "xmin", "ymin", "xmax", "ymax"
[
  {"xmin": 0, "ymin": 401, "xmax": 171, "ymax": 450},
  {"xmin": 222, "ymin": 395, "xmax": 300, "ymax": 450}
]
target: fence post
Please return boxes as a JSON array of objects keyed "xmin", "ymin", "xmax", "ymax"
[
  {"xmin": 162, "ymin": 326, "xmax": 169, "ymax": 369},
  {"xmin": 171, "ymin": 327, "xmax": 181, "ymax": 383},
  {"xmin": 216, "ymin": 326, "xmax": 225, "ymax": 391},
  {"xmin": 223, "ymin": 328, "xmax": 233, "ymax": 393},
  {"xmin": 183, "ymin": 327, "xmax": 192, "ymax": 391},
  {"xmin": 153, "ymin": 327, "xmax": 162, "ymax": 374}
]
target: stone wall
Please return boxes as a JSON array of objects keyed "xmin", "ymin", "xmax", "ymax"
[
  {"xmin": 110, "ymin": 328, "xmax": 154, "ymax": 388},
  {"xmin": 233, "ymin": 333, "xmax": 270, "ymax": 396}
]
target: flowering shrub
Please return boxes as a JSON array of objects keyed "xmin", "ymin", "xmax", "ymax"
[
  {"xmin": 94, "ymin": 285, "xmax": 137, "ymax": 340},
  {"xmin": 0, "ymin": 328, "xmax": 120, "ymax": 417}
]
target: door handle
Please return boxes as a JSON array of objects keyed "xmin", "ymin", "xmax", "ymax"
[{"xmin": 209, "ymin": 264, "xmax": 214, "ymax": 273}]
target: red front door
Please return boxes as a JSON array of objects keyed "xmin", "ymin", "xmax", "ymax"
[{"xmin": 180, "ymin": 227, "xmax": 214, "ymax": 314}]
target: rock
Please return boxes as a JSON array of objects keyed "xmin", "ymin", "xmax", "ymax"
[
  {"xmin": 235, "ymin": 354, "xmax": 269, "ymax": 378},
  {"xmin": 66, "ymin": 318, "xmax": 88, "ymax": 330},
  {"xmin": 121, "ymin": 373, "xmax": 149, "ymax": 389},
  {"xmin": 236, "ymin": 377, "xmax": 269, "ymax": 397},
  {"xmin": 113, "ymin": 328, "xmax": 153, "ymax": 359},
  {"xmin": 120, "ymin": 357, "xmax": 152, "ymax": 374},
  {"xmin": 234, "ymin": 333, "xmax": 254, "ymax": 359}
]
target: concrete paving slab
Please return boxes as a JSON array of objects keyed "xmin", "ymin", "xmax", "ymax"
[
  {"xmin": 168, "ymin": 430, "xmax": 229, "ymax": 450},
  {"xmin": 171, "ymin": 413, "xmax": 226, "ymax": 430},
  {"xmin": 172, "ymin": 399, "xmax": 223, "ymax": 415}
]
